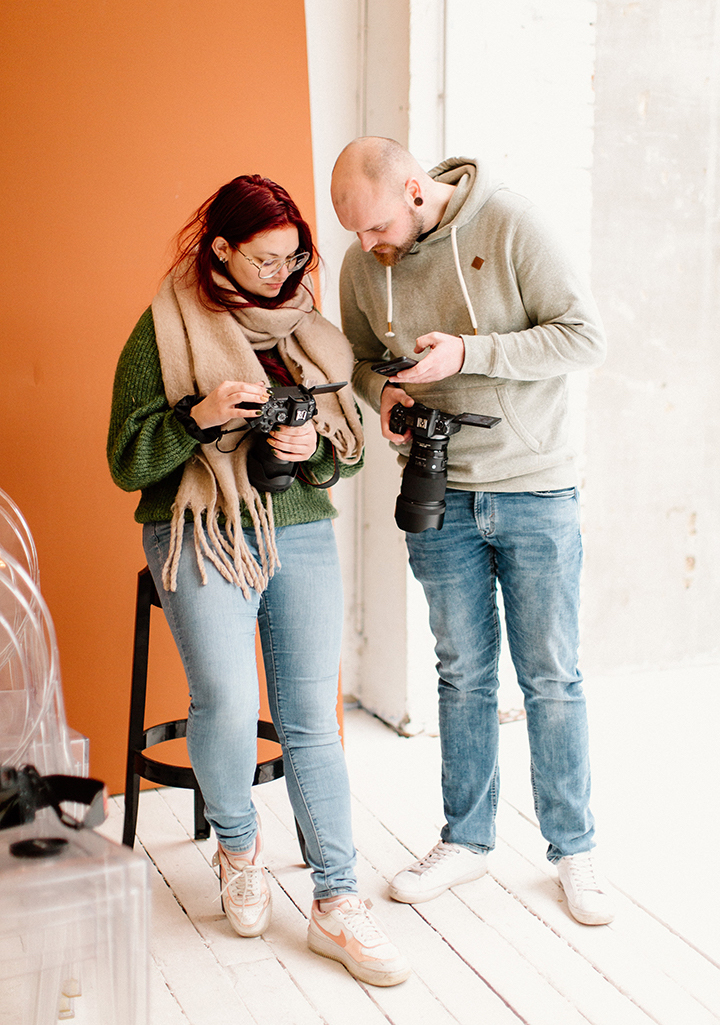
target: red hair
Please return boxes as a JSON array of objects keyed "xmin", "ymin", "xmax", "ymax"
[{"xmin": 171, "ymin": 174, "xmax": 318, "ymax": 311}]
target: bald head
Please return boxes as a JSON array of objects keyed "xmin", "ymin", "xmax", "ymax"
[
  {"xmin": 331, "ymin": 137, "xmax": 456, "ymax": 263},
  {"xmin": 331, "ymin": 137, "xmax": 427, "ymax": 206}
]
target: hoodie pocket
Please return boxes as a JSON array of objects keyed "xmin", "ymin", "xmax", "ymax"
[{"xmin": 495, "ymin": 383, "xmax": 541, "ymax": 453}]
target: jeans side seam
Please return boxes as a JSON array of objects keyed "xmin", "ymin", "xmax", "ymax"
[{"xmin": 258, "ymin": 593, "xmax": 334, "ymax": 888}]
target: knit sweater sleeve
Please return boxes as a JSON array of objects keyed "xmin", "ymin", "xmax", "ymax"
[{"xmin": 107, "ymin": 307, "xmax": 199, "ymax": 492}]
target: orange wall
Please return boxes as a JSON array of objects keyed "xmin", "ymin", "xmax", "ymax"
[{"xmin": 0, "ymin": 0, "xmax": 317, "ymax": 794}]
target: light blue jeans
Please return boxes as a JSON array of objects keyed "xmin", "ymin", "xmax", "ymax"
[
  {"xmin": 405, "ymin": 488, "xmax": 595, "ymax": 863},
  {"xmin": 143, "ymin": 518, "xmax": 357, "ymax": 899}
]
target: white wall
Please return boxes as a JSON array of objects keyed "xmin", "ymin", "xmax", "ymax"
[
  {"xmin": 306, "ymin": 0, "xmax": 439, "ymax": 732},
  {"xmin": 305, "ymin": 0, "xmax": 603, "ymax": 731},
  {"xmin": 308, "ymin": 0, "xmax": 720, "ymax": 725},
  {"xmin": 303, "ymin": 0, "xmax": 364, "ymax": 700}
]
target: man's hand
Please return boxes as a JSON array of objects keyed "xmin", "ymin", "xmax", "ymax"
[
  {"xmin": 380, "ymin": 383, "xmax": 414, "ymax": 442},
  {"xmin": 394, "ymin": 332, "xmax": 465, "ymax": 384}
]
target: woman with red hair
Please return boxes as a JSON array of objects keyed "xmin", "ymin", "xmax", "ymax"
[{"xmin": 108, "ymin": 175, "xmax": 409, "ymax": 986}]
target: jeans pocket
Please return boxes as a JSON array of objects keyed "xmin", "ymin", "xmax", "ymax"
[{"xmin": 528, "ymin": 488, "xmax": 577, "ymax": 499}]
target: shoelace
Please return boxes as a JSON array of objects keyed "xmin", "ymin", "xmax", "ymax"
[
  {"xmin": 567, "ymin": 853, "xmax": 602, "ymax": 893},
  {"xmin": 409, "ymin": 840, "xmax": 458, "ymax": 875},
  {"xmin": 217, "ymin": 858, "xmax": 265, "ymax": 906},
  {"xmin": 337, "ymin": 901, "xmax": 386, "ymax": 946}
]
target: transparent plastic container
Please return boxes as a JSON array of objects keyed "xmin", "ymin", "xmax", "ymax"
[
  {"xmin": 0, "ymin": 489, "xmax": 39, "ymax": 585},
  {"xmin": 0, "ymin": 551, "xmax": 73, "ymax": 778},
  {"xmin": 0, "ymin": 823, "xmax": 148, "ymax": 1024},
  {"xmin": 0, "ymin": 493, "xmax": 148, "ymax": 1023}
]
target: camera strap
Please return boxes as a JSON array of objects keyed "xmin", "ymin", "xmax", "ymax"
[
  {"xmin": 0, "ymin": 765, "xmax": 108, "ymax": 833},
  {"xmin": 297, "ymin": 443, "xmax": 340, "ymax": 490}
]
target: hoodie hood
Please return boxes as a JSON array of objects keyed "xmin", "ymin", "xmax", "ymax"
[
  {"xmin": 416, "ymin": 157, "xmax": 505, "ymax": 245},
  {"xmin": 382, "ymin": 159, "xmax": 505, "ymax": 339}
]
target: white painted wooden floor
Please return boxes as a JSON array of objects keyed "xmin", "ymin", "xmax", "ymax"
[{"xmin": 98, "ymin": 687, "xmax": 720, "ymax": 1025}]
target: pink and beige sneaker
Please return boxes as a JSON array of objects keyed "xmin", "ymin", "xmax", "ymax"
[
  {"xmin": 308, "ymin": 894, "xmax": 411, "ymax": 986},
  {"xmin": 212, "ymin": 830, "xmax": 271, "ymax": 937}
]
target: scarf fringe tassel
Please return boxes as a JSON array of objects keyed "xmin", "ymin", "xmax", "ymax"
[{"xmin": 161, "ymin": 491, "xmax": 280, "ymax": 597}]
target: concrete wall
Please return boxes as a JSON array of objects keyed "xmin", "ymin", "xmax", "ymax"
[{"xmin": 583, "ymin": 0, "xmax": 720, "ymax": 672}]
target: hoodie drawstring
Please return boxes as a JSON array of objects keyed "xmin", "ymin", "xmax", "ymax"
[
  {"xmin": 383, "ymin": 225, "xmax": 478, "ymax": 341},
  {"xmin": 450, "ymin": 225, "xmax": 478, "ymax": 335},
  {"xmin": 384, "ymin": 266, "xmax": 395, "ymax": 338}
]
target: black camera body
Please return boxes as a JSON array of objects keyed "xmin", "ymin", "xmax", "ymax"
[
  {"xmin": 251, "ymin": 386, "xmax": 319, "ymax": 433},
  {"xmin": 389, "ymin": 402, "xmax": 501, "ymax": 532},
  {"xmin": 245, "ymin": 382, "xmax": 346, "ymax": 493}
]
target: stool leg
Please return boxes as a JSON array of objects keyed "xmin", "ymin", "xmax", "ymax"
[
  {"xmin": 123, "ymin": 569, "xmax": 154, "ymax": 848},
  {"xmin": 122, "ymin": 768, "xmax": 141, "ymax": 848},
  {"xmin": 193, "ymin": 784, "xmax": 211, "ymax": 840}
]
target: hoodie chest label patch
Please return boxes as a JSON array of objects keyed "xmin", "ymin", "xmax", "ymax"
[{"xmin": 472, "ymin": 256, "xmax": 485, "ymax": 270}]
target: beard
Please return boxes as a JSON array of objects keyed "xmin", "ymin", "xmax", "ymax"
[{"xmin": 370, "ymin": 209, "xmax": 424, "ymax": 266}]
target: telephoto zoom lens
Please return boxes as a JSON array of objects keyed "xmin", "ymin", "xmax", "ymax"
[
  {"xmin": 395, "ymin": 435, "xmax": 450, "ymax": 532},
  {"xmin": 388, "ymin": 401, "xmax": 501, "ymax": 532}
]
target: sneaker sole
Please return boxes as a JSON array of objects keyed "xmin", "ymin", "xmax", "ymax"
[
  {"xmin": 565, "ymin": 898, "xmax": 614, "ymax": 926},
  {"xmin": 556, "ymin": 878, "xmax": 615, "ymax": 926},
  {"xmin": 388, "ymin": 862, "xmax": 488, "ymax": 904},
  {"xmin": 308, "ymin": 930, "xmax": 411, "ymax": 987},
  {"xmin": 221, "ymin": 892, "xmax": 272, "ymax": 937}
]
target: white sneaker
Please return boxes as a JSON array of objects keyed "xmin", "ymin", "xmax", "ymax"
[
  {"xmin": 308, "ymin": 895, "xmax": 411, "ymax": 987},
  {"xmin": 212, "ymin": 830, "xmax": 272, "ymax": 937},
  {"xmin": 389, "ymin": 840, "xmax": 488, "ymax": 903},
  {"xmin": 557, "ymin": 851, "xmax": 614, "ymax": 925}
]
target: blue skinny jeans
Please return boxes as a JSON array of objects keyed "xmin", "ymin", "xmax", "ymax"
[
  {"xmin": 405, "ymin": 487, "xmax": 595, "ymax": 862},
  {"xmin": 143, "ymin": 518, "xmax": 357, "ymax": 899}
]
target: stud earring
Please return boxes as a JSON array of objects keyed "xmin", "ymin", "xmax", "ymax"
[{"xmin": 414, "ymin": 196, "xmax": 423, "ymax": 206}]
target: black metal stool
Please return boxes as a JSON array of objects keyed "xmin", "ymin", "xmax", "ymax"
[{"xmin": 122, "ymin": 566, "xmax": 287, "ymax": 849}]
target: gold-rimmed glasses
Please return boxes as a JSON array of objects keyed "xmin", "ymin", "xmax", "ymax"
[{"xmin": 235, "ymin": 248, "xmax": 310, "ymax": 279}]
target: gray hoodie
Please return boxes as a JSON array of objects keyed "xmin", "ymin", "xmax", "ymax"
[{"xmin": 340, "ymin": 157, "xmax": 606, "ymax": 491}]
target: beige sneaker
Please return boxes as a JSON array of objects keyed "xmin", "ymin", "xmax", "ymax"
[
  {"xmin": 308, "ymin": 895, "xmax": 411, "ymax": 987},
  {"xmin": 212, "ymin": 830, "xmax": 271, "ymax": 937}
]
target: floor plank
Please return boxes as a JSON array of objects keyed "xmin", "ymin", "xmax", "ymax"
[{"xmin": 97, "ymin": 705, "xmax": 720, "ymax": 1025}]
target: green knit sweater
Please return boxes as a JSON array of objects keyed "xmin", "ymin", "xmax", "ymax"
[{"xmin": 107, "ymin": 307, "xmax": 363, "ymax": 525}]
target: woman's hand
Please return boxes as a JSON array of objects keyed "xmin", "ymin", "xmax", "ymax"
[
  {"xmin": 191, "ymin": 381, "xmax": 270, "ymax": 430},
  {"xmin": 267, "ymin": 421, "xmax": 318, "ymax": 461}
]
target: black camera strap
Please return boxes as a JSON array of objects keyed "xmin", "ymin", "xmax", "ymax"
[
  {"xmin": 297, "ymin": 442, "xmax": 340, "ymax": 490},
  {"xmin": 0, "ymin": 765, "xmax": 108, "ymax": 832}
]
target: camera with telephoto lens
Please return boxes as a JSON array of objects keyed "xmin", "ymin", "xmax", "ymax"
[
  {"xmin": 0, "ymin": 764, "xmax": 107, "ymax": 833},
  {"xmin": 244, "ymin": 381, "xmax": 347, "ymax": 493},
  {"xmin": 388, "ymin": 402, "xmax": 501, "ymax": 532}
]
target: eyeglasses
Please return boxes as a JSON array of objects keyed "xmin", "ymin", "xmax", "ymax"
[{"xmin": 235, "ymin": 248, "xmax": 310, "ymax": 280}]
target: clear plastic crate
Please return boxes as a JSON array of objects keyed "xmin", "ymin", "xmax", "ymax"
[{"xmin": 0, "ymin": 823, "xmax": 148, "ymax": 1025}]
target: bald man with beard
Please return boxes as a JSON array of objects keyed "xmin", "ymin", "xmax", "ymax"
[{"xmin": 331, "ymin": 137, "xmax": 614, "ymax": 927}]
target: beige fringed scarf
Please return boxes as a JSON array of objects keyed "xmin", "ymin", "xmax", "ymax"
[{"xmin": 151, "ymin": 262, "xmax": 363, "ymax": 596}]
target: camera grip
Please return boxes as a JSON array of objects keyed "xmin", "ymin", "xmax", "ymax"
[{"xmin": 389, "ymin": 403, "xmax": 408, "ymax": 436}]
